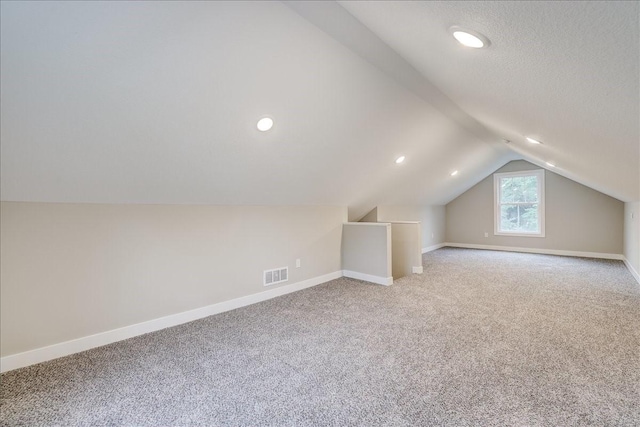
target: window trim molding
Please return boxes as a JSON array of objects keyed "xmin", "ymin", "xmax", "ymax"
[{"xmin": 493, "ymin": 169, "xmax": 545, "ymax": 238}]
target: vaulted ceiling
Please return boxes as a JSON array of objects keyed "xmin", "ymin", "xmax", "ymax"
[
  {"xmin": 1, "ymin": 1, "xmax": 637, "ymax": 220},
  {"xmin": 338, "ymin": 0, "xmax": 639, "ymax": 203}
]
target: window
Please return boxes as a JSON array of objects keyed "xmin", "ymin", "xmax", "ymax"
[{"xmin": 494, "ymin": 169, "xmax": 545, "ymax": 237}]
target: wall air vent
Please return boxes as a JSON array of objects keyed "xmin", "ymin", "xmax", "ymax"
[{"xmin": 264, "ymin": 267, "xmax": 288, "ymax": 286}]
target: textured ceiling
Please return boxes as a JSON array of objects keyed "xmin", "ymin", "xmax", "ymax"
[
  {"xmin": 1, "ymin": 1, "xmax": 637, "ymax": 219},
  {"xmin": 339, "ymin": 0, "xmax": 640, "ymax": 201}
]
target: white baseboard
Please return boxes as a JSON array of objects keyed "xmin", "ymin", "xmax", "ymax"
[
  {"xmin": 444, "ymin": 242, "xmax": 624, "ymax": 260},
  {"xmin": 343, "ymin": 270, "xmax": 393, "ymax": 286},
  {"xmin": 623, "ymin": 258, "xmax": 640, "ymax": 285},
  {"xmin": 412, "ymin": 266, "xmax": 424, "ymax": 274},
  {"xmin": 422, "ymin": 243, "xmax": 445, "ymax": 254},
  {"xmin": 0, "ymin": 270, "xmax": 342, "ymax": 373}
]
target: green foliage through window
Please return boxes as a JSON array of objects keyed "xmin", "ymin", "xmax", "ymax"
[
  {"xmin": 500, "ymin": 176, "xmax": 538, "ymax": 203},
  {"xmin": 495, "ymin": 171, "xmax": 543, "ymax": 235},
  {"xmin": 500, "ymin": 204, "xmax": 539, "ymax": 232}
]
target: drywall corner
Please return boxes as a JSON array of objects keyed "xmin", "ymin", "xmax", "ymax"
[
  {"xmin": 375, "ymin": 205, "xmax": 446, "ymax": 251},
  {"xmin": 359, "ymin": 207, "xmax": 378, "ymax": 223},
  {"xmin": 624, "ymin": 201, "xmax": 640, "ymax": 283},
  {"xmin": 342, "ymin": 222, "xmax": 392, "ymax": 284}
]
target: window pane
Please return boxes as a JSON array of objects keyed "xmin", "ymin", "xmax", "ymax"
[
  {"xmin": 500, "ymin": 204, "xmax": 539, "ymax": 233},
  {"xmin": 520, "ymin": 204, "xmax": 539, "ymax": 232},
  {"xmin": 495, "ymin": 170, "xmax": 544, "ymax": 236},
  {"xmin": 500, "ymin": 178, "xmax": 516, "ymax": 203},
  {"xmin": 524, "ymin": 176, "xmax": 538, "ymax": 202},
  {"xmin": 500, "ymin": 176, "xmax": 538, "ymax": 203},
  {"xmin": 500, "ymin": 204, "xmax": 517, "ymax": 231}
]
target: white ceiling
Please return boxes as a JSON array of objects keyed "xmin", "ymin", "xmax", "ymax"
[
  {"xmin": 1, "ymin": 1, "xmax": 637, "ymax": 220},
  {"xmin": 339, "ymin": 0, "xmax": 640, "ymax": 202}
]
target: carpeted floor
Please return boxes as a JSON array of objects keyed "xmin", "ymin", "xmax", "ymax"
[{"xmin": 1, "ymin": 248, "xmax": 639, "ymax": 426}]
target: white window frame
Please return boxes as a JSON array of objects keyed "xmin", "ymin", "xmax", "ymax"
[{"xmin": 493, "ymin": 169, "xmax": 545, "ymax": 237}]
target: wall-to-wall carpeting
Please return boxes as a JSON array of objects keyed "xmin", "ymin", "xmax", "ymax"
[{"xmin": 1, "ymin": 248, "xmax": 639, "ymax": 426}]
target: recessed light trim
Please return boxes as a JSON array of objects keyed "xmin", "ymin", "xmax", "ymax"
[
  {"xmin": 526, "ymin": 137, "xmax": 543, "ymax": 145},
  {"xmin": 545, "ymin": 161, "xmax": 556, "ymax": 167},
  {"xmin": 449, "ymin": 26, "xmax": 490, "ymax": 48},
  {"xmin": 395, "ymin": 156, "xmax": 406, "ymax": 164},
  {"xmin": 451, "ymin": 170, "xmax": 459, "ymax": 176},
  {"xmin": 257, "ymin": 117, "xmax": 273, "ymax": 132}
]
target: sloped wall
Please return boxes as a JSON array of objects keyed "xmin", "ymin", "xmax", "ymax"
[{"xmin": 446, "ymin": 161, "xmax": 624, "ymax": 255}]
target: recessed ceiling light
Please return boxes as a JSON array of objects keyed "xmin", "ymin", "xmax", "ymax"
[
  {"xmin": 395, "ymin": 156, "xmax": 405, "ymax": 164},
  {"xmin": 526, "ymin": 137, "xmax": 543, "ymax": 144},
  {"xmin": 545, "ymin": 161, "xmax": 556, "ymax": 167},
  {"xmin": 257, "ymin": 117, "xmax": 273, "ymax": 132},
  {"xmin": 449, "ymin": 26, "xmax": 490, "ymax": 48},
  {"xmin": 451, "ymin": 170, "xmax": 459, "ymax": 176}
]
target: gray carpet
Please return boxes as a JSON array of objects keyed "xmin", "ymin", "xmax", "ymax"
[{"xmin": 1, "ymin": 248, "xmax": 639, "ymax": 426}]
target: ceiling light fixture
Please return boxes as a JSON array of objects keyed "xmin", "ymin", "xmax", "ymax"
[
  {"xmin": 257, "ymin": 117, "xmax": 273, "ymax": 132},
  {"xmin": 449, "ymin": 26, "xmax": 490, "ymax": 48},
  {"xmin": 395, "ymin": 156, "xmax": 406, "ymax": 164},
  {"xmin": 545, "ymin": 161, "xmax": 556, "ymax": 167},
  {"xmin": 451, "ymin": 170, "xmax": 459, "ymax": 176},
  {"xmin": 526, "ymin": 137, "xmax": 543, "ymax": 144}
]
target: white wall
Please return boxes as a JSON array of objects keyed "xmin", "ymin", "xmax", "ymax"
[
  {"xmin": 0, "ymin": 202, "xmax": 347, "ymax": 357},
  {"xmin": 375, "ymin": 205, "xmax": 446, "ymax": 250},
  {"xmin": 419, "ymin": 206, "xmax": 446, "ymax": 250},
  {"xmin": 446, "ymin": 160, "xmax": 624, "ymax": 255},
  {"xmin": 624, "ymin": 202, "xmax": 640, "ymax": 281},
  {"xmin": 342, "ymin": 223, "xmax": 392, "ymax": 284},
  {"xmin": 389, "ymin": 222, "xmax": 422, "ymax": 279}
]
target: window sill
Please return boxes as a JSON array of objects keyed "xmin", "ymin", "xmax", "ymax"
[{"xmin": 494, "ymin": 232, "xmax": 545, "ymax": 238}]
